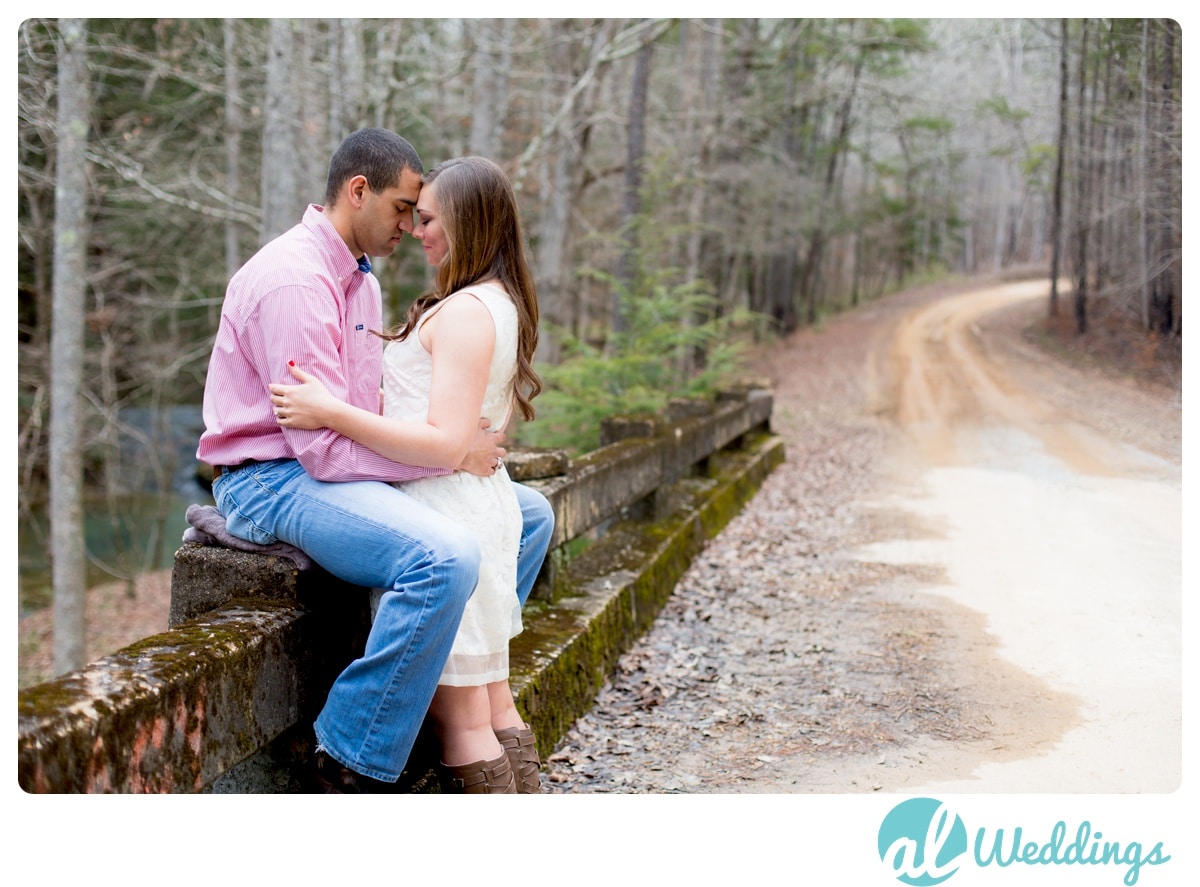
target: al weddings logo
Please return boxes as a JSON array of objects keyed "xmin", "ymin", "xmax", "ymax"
[{"xmin": 877, "ymin": 797, "xmax": 1171, "ymax": 886}]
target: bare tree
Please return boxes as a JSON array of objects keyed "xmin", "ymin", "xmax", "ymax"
[
  {"xmin": 50, "ymin": 18, "xmax": 90, "ymax": 674},
  {"xmin": 679, "ymin": 19, "xmax": 719, "ymax": 291},
  {"xmin": 678, "ymin": 19, "xmax": 720, "ymax": 372},
  {"xmin": 223, "ymin": 19, "xmax": 245, "ymax": 291},
  {"xmin": 1149, "ymin": 19, "xmax": 1181, "ymax": 335},
  {"xmin": 611, "ymin": 33, "xmax": 654, "ymax": 336},
  {"xmin": 524, "ymin": 19, "xmax": 621, "ymax": 360},
  {"xmin": 798, "ymin": 21, "xmax": 866, "ymax": 327},
  {"xmin": 298, "ymin": 21, "xmax": 334, "ymax": 196},
  {"xmin": 1049, "ymin": 18, "xmax": 1068, "ymax": 317},
  {"xmin": 468, "ymin": 19, "xmax": 513, "ymax": 158},
  {"xmin": 261, "ymin": 19, "xmax": 301, "ymax": 242},
  {"xmin": 761, "ymin": 24, "xmax": 803, "ymax": 334},
  {"xmin": 330, "ymin": 19, "xmax": 366, "ymax": 140},
  {"xmin": 1072, "ymin": 19, "xmax": 1091, "ymax": 334}
]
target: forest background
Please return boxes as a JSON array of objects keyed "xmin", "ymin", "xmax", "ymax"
[{"xmin": 15, "ymin": 17, "xmax": 1182, "ymax": 675}]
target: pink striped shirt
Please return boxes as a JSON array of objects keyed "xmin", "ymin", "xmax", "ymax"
[{"xmin": 197, "ymin": 204, "xmax": 443, "ymax": 483}]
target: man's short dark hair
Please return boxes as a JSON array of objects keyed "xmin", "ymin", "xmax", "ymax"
[{"xmin": 325, "ymin": 128, "xmax": 423, "ymax": 205}]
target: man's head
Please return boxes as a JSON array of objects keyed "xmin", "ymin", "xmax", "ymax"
[
  {"xmin": 324, "ymin": 128, "xmax": 424, "ymax": 260},
  {"xmin": 325, "ymin": 128, "xmax": 422, "ymax": 206}
]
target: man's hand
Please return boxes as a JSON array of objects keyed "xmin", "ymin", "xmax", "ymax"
[{"xmin": 458, "ymin": 418, "xmax": 507, "ymax": 477}]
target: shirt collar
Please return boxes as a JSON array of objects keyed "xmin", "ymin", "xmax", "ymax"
[{"xmin": 302, "ymin": 204, "xmax": 365, "ymax": 283}]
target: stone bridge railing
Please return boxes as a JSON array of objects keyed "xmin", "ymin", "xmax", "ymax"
[{"xmin": 18, "ymin": 386, "xmax": 783, "ymax": 793}]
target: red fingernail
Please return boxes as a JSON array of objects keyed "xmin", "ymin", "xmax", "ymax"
[{"xmin": 288, "ymin": 360, "xmax": 295, "ymax": 366}]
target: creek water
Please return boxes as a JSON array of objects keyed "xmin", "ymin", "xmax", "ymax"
[{"xmin": 18, "ymin": 488, "xmax": 213, "ymax": 617}]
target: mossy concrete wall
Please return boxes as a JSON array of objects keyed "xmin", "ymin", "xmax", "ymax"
[
  {"xmin": 18, "ymin": 387, "xmax": 782, "ymax": 793},
  {"xmin": 511, "ymin": 433, "xmax": 784, "ymax": 752}
]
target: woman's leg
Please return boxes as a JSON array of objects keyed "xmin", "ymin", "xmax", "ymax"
[
  {"xmin": 487, "ymin": 680, "xmax": 524, "ymax": 732},
  {"xmin": 429, "ymin": 684, "xmax": 516, "ymax": 793},
  {"xmin": 489, "ymin": 679, "xmax": 542, "ymax": 793},
  {"xmin": 428, "ymin": 684, "xmax": 503, "ymax": 765}
]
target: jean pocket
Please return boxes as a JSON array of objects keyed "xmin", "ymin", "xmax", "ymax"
[{"xmin": 222, "ymin": 508, "xmax": 280, "ymax": 546}]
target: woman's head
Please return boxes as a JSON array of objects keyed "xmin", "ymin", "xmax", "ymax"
[
  {"xmin": 407, "ymin": 156, "xmax": 542, "ymax": 419},
  {"xmin": 416, "ymin": 157, "xmax": 521, "ymax": 287}
]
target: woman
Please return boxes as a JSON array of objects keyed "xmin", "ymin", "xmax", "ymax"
[{"xmin": 269, "ymin": 156, "xmax": 543, "ymax": 793}]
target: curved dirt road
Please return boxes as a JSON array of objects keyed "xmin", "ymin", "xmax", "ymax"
[
  {"xmin": 856, "ymin": 280, "xmax": 1182, "ymax": 792},
  {"xmin": 545, "ymin": 277, "xmax": 1182, "ymax": 795}
]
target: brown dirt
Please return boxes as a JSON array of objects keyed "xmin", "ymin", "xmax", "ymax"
[{"xmin": 18, "ymin": 570, "xmax": 173, "ymax": 689}]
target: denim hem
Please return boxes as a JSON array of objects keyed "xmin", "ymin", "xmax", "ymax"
[{"xmin": 314, "ymin": 724, "xmax": 401, "ymax": 784}]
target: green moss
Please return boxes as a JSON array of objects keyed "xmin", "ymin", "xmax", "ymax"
[{"xmin": 17, "ymin": 677, "xmax": 91, "ymax": 719}]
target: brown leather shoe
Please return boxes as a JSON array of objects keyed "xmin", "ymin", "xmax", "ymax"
[
  {"xmin": 313, "ymin": 751, "xmax": 399, "ymax": 794},
  {"xmin": 440, "ymin": 751, "xmax": 517, "ymax": 794},
  {"xmin": 494, "ymin": 724, "xmax": 542, "ymax": 794}
]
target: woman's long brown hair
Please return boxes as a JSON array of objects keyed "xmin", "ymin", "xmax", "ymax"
[{"xmin": 387, "ymin": 156, "xmax": 542, "ymax": 421}]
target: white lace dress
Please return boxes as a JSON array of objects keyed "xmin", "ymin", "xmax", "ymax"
[{"xmin": 384, "ymin": 283, "xmax": 523, "ymax": 686}]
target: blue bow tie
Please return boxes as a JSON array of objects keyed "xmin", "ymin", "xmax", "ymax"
[{"xmin": 357, "ymin": 255, "xmax": 372, "ymax": 274}]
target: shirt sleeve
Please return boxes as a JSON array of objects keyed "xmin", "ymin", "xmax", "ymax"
[{"xmin": 247, "ymin": 283, "xmax": 447, "ymax": 483}]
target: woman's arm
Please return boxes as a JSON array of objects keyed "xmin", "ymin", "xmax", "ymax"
[{"xmin": 269, "ymin": 293, "xmax": 498, "ymax": 471}]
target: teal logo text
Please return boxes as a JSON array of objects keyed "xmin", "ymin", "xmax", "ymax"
[{"xmin": 878, "ymin": 797, "xmax": 1171, "ymax": 885}]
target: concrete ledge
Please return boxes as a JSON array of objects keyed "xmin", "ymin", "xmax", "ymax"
[
  {"xmin": 18, "ymin": 604, "xmax": 305, "ymax": 792},
  {"xmin": 169, "ymin": 546, "xmax": 305, "ymax": 627},
  {"xmin": 20, "ymin": 574, "xmax": 374, "ymax": 794}
]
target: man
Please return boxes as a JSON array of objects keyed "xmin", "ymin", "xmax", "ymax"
[{"xmin": 197, "ymin": 128, "xmax": 554, "ymax": 792}]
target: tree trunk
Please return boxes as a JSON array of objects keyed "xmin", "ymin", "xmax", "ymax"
[
  {"xmin": 800, "ymin": 50, "xmax": 861, "ymax": 326},
  {"xmin": 298, "ymin": 21, "xmax": 331, "ymax": 206},
  {"xmin": 1049, "ymin": 18, "xmax": 1068, "ymax": 318},
  {"xmin": 1072, "ymin": 20, "xmax": 1090, "ymax": 335},
  {"xmin": 1154, "ymin": 19, "xmax": 1181, "ymax": 335},
  {"xmin": 50, "ymin": 18, "xmax": 91, "ymax": 675},
  {"xmin": 261, "ymin": 19, "xmax": 301, "ymax": 242},
  {"xmin": 763, "ymin": 30, "xmax": 802, "ymax": 334},
  {"xmin": 526, "ymin": 20, "xmax": 617, "ymax": 361},
  {"xmin": 612, "ymin": 36, "xmax": 654, "ymax": 337},
  {"xmin": 223, "ymin": 19, "xmax": 243, "ymax": 298},
  {"xmin": 468, "ymin": 19, "xmax": 512, "ymax": 157},
  {"xmin": 678, "ymin": 19, "xmax": 719, "ymax": 371},
  {"xmin": 330, "ymin": 19, "xmax": 365, "ymax": 140},
  {"xmin": 1088, "ymin": 26, "xmax": 1109, "ymax": 299},
  {"xmin": 680, "ymin": 19, "xmax": 717, "ymax": 290},
  {"xmin": 721, "ymin": 19, "xmax": 762, "ymax": 317},
  {"xmin": 1136, "ymin": 19, "xmax": 1151, "ymax": 330}
]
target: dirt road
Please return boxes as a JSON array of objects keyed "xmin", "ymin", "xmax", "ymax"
[
  {"xmin": 853, "ymin": 280, "xmax": 1181, "ymax": 792},
  {"xmin": 545, "ymin": 277, "xmax": 1183, "ymax": 794}
]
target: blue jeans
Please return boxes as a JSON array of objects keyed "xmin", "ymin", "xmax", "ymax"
[{"xmin": 212, "ymin": 458, "xmax": 554, "ymax": 781}]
